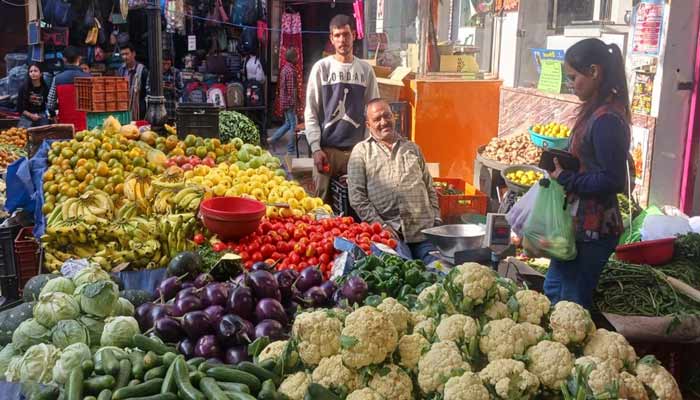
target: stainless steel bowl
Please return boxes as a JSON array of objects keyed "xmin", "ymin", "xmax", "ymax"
[{"xmin": 422, "ymin": 224, "xmax": 486, "ymax": 258}]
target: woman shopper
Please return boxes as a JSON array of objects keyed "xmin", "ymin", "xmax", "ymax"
[
  {"xmin": 17, "ymin": 63, "xmax": 51, "ymax": 128},
  {"xmin": 545, "ymin": 38, "xmax": 631, "ymax": 310}
]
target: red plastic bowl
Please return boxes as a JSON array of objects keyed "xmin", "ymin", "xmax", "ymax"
[
  {"xmin": 199, "ymin": 197, "xmax": 266, "ymax": 240},
  {"xmin": 615, "ymin": 238, "xmax": 675, "ymax": 266}
]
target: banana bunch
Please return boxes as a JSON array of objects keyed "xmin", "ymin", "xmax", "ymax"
[
  {"xmin": 172, "ymin": 185, "xmax": 205, "ymax": 214},
  {"xmin": 116, "ymin": 202, "xmax": 141, "ymax": 219},
  {"xmin": 124, "ymin": 175, "xmax": 153, "ymax": 206},
  {"xmin": 153, "ymin": 189, "xmax": 177, "ymax": 214},
  {"xmin": 43, "ymin": 217, "xmax": 97, "ymax": 246},
  {"xmin": 158, "ymin": 212, "xmax": 197, "ymax": 259},
  {"xmin": 164, "ymin": 124, "xmax": 177, "ymax": 135},
  {"xmin": 60, "ymin": 190, "xmax": 114, "ymax": 225}
]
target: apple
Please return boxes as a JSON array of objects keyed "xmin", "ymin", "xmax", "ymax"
[{"xmin": 181, "ymin": 163, "xmax": 194, "ymax": 171}]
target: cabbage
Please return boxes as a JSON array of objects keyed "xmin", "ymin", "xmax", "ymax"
[
  {"xmin": 51, "ymin": 320, "xmax": 89, "ymax": 348},
  {"xmin": 5, "ymin": 355, "xmax": 22, "ymax": 381},
  {"xmin": 94, "ymin": 346, "xmax": 129, "ymax": 367},
  {"xmin": 111, "ymin": 298, "xmax": 135, "ymax": 317},
  {"xmin": 100, "ymin": 317, "xmax": 139, "ymax": 348},
  {"xmin": 74, "ymin": 281, "xmax": 118, "ymax": 317},
  {"xmin": 52, "ymin": 342, "xmax": 90, "ymax": 384},
  {"xmin": 19, "ymin": 343, "xmax": 61, "ymax": 384},
  {"xmin": 78, "ymin": 316, "xmax": 105, "ymax": 346},
  {"xmin": 40, "ymin": 277, "xmax": 75, "ymax": 296},
  {"xmin": 0, "ymin": 343, "xmax": 17, "ymax": 376},
  {"xmin": 33, "ymin": 292, "xmax": 81, "ymax": 328},
  {"xmin": 13, "ymin": 319, "xmax": 52, "ymax": 351},
  {"xmin": 72, "ymin": 266, "xmax": 111, "ymax": 288}
]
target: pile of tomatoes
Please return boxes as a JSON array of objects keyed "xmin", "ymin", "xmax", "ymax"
[{"xmin": 202, "ymin": 216, "xmax": 398, "ymax": 275}]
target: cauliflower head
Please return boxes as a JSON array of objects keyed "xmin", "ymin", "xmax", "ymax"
[
  {"xmin": 550, "ymin": 301, "xmax": 596, "ymax": 346},
  {"xmin": 341, "ymin": 306, "xmax": 398, "ymax": 369},
  {"xmin": 484, "ymin": 301, "xmax": 509, "ymax": 321},
  {"xmin": 444, "ymin": 371, "xmax": 490, "ymax": 400},
  {"xmin": 346, "ymin": 388, "xmax": 383, "ymax": 400},
  {"xmin": 583, "ymin": 329, "xmax": 637, "ymax": 371},
  {"xmin": 417, "ymin": 283, "xmax": 456, "ymax": 316},
  {"xmin": 436, "ymin": 314, "xmax": 478, "ymax": 343},
  {"xmin": 635, "ymin": 358, "xmax": 682, "ymax": 400},
  {"xmin": 516, "ymin": 322, "xmax": 546, "ymax": 348},
  {"xmin": 292, "ymin": 310, "xmax": 343, "ymax": 366},
  {"xmin": 418, "ymin": 340, "xmax": 471, "ymax": 394},
  {"xmin": 312, "ymin": 355, "xmax": 361, "ymax": 392},
  {"xmin": 413, "ymin": 317, "xmax": 436, "ymax": 339},
  {"xmin": 479, "ymin": 359, "xmax": 540, "ymax": 399},
  {"xmin": 620, "ymin": 371, "xmax": 649, "ymax": 400},
  {"xmin": 574, "ymin": 356, "xmax": 621, "ymax": 398},
  {"xmin": 480, "ymin": 318, "xmax": 540, "ymax": 361},
  {"xmin": 258, "ymin": 340, "xmax": 299, "ymax": 368},
  {"xmin": 397, "ymin": 333, "xmax": 430, "ymax": 370},
  {"xmin": 514, "ymin": 290, "xmax": 551, "ymax": 325},
  {"xmin": 377, "ymin": 297, "xmax": 411, "ymax": 335},
  {"xmin": 449, "ymin": 263, "xmax": 496, "ymax": 304},
  {"xmin": 278, "ymin": 371, "xmax": 311, "ymax": 400},
  {"xmin": 368, "ymin": 364, "xmax": 413, "ymax": 400},
  {"xmin": 525, "ymin": 340, "xmax": 574, "ymax": 390}
]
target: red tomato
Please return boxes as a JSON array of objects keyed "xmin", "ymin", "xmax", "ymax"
[
  {"xmin": 239, "ymin": 251, "xmax": 250, "ymax": 260},
  {"xmin": 342, "ymin": 217, "xmax": 354, "ymax": 225},
  {"xmin": 319, "ymin": 253, "xmax": 330, "ymax": 264},
  {"xmin": 331, "ymin": 228, "xmax": 341, "ymax": 236},
  {"xmin": 244, "ymin": 261, "xmax": 253, "ymax": 269},
  {"xmin": 193, "ymin": 233, "xmax": 206, "ymax": 245},
  {"xmin": 360, "ymin": 236, "xmax": 371, "ymax": 244},
  {"xmin": 261, "ymin": 244, "xmax": 275, "ymax": 258},
  {"xmin": 370, "ymin": 234, "xmax": 382, "ymax": 242},
  {"xmin": 323, "ymin": 242, "xmax": 334, "ymax": 255},
  {"xmin": 212, "ymin": 242, "xmax": 227, "ymax": 252},
  {"xmin": 307, "ymin": 256, "xmax": 319, "ymax": 266},
  {"xmin": 387, "ymin": 239, "xmax": 398, "ymax": 248},
  {"xmin": 298, "ymin": 262, "xmax": 309, "ymax": 270},
  {"xmin": 260, "ymin": 222, "xmax": 273, "ymax": 232},
  {"xmin": 371, "ymin": 222, "xmax": 383, "ymax": 234},
  {"xmin": 380, "ymin": 231, "xmax": 391, "ymax": 239},
  {"xmin": 271, "ymin": 252, "xmax": 283, "ymax": 260},
  {"xmin": 276, "ymin": 242, "xmax": 287, "ymax": 253},
  {"xmin": 289, "ymin": 253, "xmax": 301, "ymax": 264},
  {"xmin": 252, "ymin": 252, "xmax": 263, "ymax": 262}
]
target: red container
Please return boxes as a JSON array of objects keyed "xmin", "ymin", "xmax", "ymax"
[
  {"xmin": 433, "ymin": 178, "xmax": 488, "ymax": 219},
  {"xmin": 615, "ymin": 238, "xmax": 675, "ymax": 266},
  {"xmin": 14, "ymin": 226, "xmax": 39, "ymax": 291},
  {"xmin": 200, "ymin": 197, "xmax": 266, "ymax": 240}
]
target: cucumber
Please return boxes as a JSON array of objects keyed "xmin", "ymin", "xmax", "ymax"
[
  {"xmin": 216, "ymin": 382, "xmax": 250, "ymax": 394},
  {"xmin": 189, "ymin": 371, "xmax": 204, "ymax": 386},
  {"xmin": 29, "ymin": 385, "xmax": 60, "ymax": 400},
  {"xmin": 128, "ymin": 380, "xmax": 141, "ymax": 387},
  {"xmin": 84, "ymin": 375, "xmax": 116, "ymax": 395},
  {"xmin": 199, "ymin": 377, "xmax": 230, "ymax": 400},
  {"xmin": 199, "ymin": 361, "xmax": 234, "ymax": 373},
  {"xmin": 96, "ymin": 390, "xmax": 112, "ymax": 400},
  {"xmin": 305, "ymin": 384, "xmax": 338, "ymax": 400},
  {"xmin": 112, "ymin": 379, "xmax": 164, "ymax": 400},
  {"xmin": 186, "ymin": 357, "xmax": 206, "ymax": 368},
  {"xmin": 257, "ymin": 379, "xmax": 277, "ymax": 400},
  {"xmin": 133, "ymin": 334, "xmax": 177, "ymax": 355},
  {"xmin": 161, "ymin": 359, "xmax": 178, "ymax": 394},
  {"xmin": 116, "ymin": 359, "xmax": 132, "ymax": 390},
  {"xmin": 163, "ymin": 352, "xmax": 178, "ymax": 367},
  {"xmin": 102, "ymin": 349, "xmax": 120, "ymax": 376},
  {"xmin": 206, "ymin": 368, "xmax": 260, "ymax": 395},
  {"xmin": 119, "ymin": 395, "xmax": 177, "ymax": 400},
  {"xmin": 143, "ymin": 351, "xmax": 162, "ymax": 370},
  {"xmin": 236, "ymin": 362, "xmax": 277, "ymax": 384},
  {"xmin": 144, "ymin": 365, "xmax": 167, "ymax": 381},
  {"xmin": 225, "ymin": 392, "xmax": 257, "ymax": 400},
  {"xmin": 257, "ymin": 359, "xmax": 277, "ymax": 372},
  {"xmin": 174, "ymin": 357, "xmax": 206, "ymax": 400},
  {"xmin": 81, "ymin": 360, "xmax": 94, "ymax": 376},
  {"xmin": 129, "ymin": 351, "xmax": 146, "ymax": 380},
  {"xmin": 83, "ymin": 396, "xmax": 97, "ymax": 400},
  {"xmin": 66, "ymin": 367, "xmax": 84, "ymax": 400}
]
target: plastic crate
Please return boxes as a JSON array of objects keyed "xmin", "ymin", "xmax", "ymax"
[
  {"xmin": 433, "ymin": 178, "xmax": 488, "ymax": 219},
  {"xmin": 433, "ymin": 177, "xmax": 466, "ymax": 194},
  {"xmin": 176, "ymin": 103, "xmax": 221, "ymax": 139},
  {"xmin": 330, "ymin": 176, "xmax": 359, "ymax": 221},
  {"xmin": 75, "ymin": 77, "xmax": 130, "ymax": 112},
  {"xmin": 86, "ymin": 111, "xmax": 132, "ymax": 130},
  {"xmin": 27, "ymin": 124, "xmax": 75, "ymax": 157},
  {"xmin": 0, "ymin": 224, "xmax": 20, "ymax": 278},
  {"xmin": 14, "ymin": 227, "xmax": 38, "ymax": 290}
]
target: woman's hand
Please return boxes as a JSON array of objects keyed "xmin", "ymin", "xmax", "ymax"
[{"xmin": 551, "ymin": 157, "xmax": 564, "ymax": 179}]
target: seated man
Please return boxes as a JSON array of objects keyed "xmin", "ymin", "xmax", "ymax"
[{"xmin": 347, "ymin": 98, "xmax": 441, "ymax": 263}]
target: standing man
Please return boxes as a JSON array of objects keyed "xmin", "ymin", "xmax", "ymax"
[
  {"xmin": 305, "ymin": 14, "xmax": 379, "ymax": 204},
  {"xmin": 118, "ymin": 43, "xmax": 149, "ymax": 120},
  {"xmin": 347, "ymin": 99, "xmax": 441, "ymax": 264},
  {"xmin": 162, "ymin": 52, "xmax": 184, "ymax": 124},
  {"xmin": 47, "ymin": 46, "xmax": 91, "ymax": 130}
]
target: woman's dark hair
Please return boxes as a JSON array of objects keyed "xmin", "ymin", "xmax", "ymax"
[
  {"xmin": 23, "ymin": 63, "xmax": 48, "ymax": 92},
  {"xmin": 566, "ymin": 38, "xmax": 630, "ymax": 127}
]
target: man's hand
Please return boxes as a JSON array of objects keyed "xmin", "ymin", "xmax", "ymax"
[{"xmin": 313, "ymin": 150, "xmax": 330, "ymax": 174}]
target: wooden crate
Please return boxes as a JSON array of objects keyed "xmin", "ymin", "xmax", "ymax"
[{"xmin": 75, "ymin": 77, "xmax": 129, "ymax": 112}]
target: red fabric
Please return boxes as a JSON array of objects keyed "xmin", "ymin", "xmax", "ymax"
[
  {"xmin": 56, "ymin": 84, "xmax": 86, "ymax": 131},
  {"xmin": 274, "ymin": 12, "xmax": 304, "ymax": 119}
]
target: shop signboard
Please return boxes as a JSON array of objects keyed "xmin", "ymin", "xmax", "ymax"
[
  {"xmin": 537, "ymin": 60, "xmax": 563, "ymax": 94},
  {"xmin": 631, "ymin": 0, "xmax": 665, "ymax": 56}
]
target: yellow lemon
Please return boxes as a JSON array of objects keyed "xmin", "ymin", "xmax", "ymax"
[
  {"xmin": 266, "ymin": 206, "xmax": 278, "ymax": 218},
  {"xmin": 313, "ymin": 198, "xmax": 325, "ymax": 208},
  {"xmin": 225, "ymin": 188, "xmax": 237, "ymax": 197},
  {"xmin": 292, "ymin": 209, "xmax": 304, "ymax": 218},
  {"xmin": 280, "ymin": 207, "xmax": 294, "ymax": 217},
  {"xmin": 293, "ymin": 187, "xmax": 306, "ymax": 201},
  {"xmin": 184, "ymin": 170, "xmax": 195, "ymax": 179},
  {"xmin": 287, "ymin": 198, "xmax": 300, "ymax": 209},
  {"xmin": 282, "ymin": 190, "xmax": 296, "ymax": 201},
  {"xmin": 213, "ymin": 184, "xmax": 227, "ymax": 196},
  {"xmin": 301, "ymin": 197, "xmax": 315, "ymax": 211},
  {"xmin": 251, "ymin": 188, "xmax": 265, "ymax": 201}
]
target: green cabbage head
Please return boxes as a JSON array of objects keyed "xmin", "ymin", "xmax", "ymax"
[
  {"xmin": 33, "ymin": 292, "xmax": 81, "ymax": 328},
  {"xmin": 72, "ymin": 266, "xmax": 111, "ymax": 287},
  {"xmin": 0, "ymin": 343, "xmax": 18, "ymax": 377},
  {"xmin": 5, "ymin": 356, "xmax": 22, "ymax": 382},
  {"xmin": 18, "ymin": 343, "xmax": 61, "ymax": 384},
  {"xmin": 111, "ymin": 298, "xmax": 135, "ymax": 317},
  {"xmin": 74, "ymin": 280, "xmax": 118, "ymax": 317},
  {"xmin": 40, "ymin": 277, "xmax": 75, "ymax": 296},
  {"xmin": 51, "ymin": 320, "xmax": 89, "ymax": 348},
  {"xmin": 101, "ymin": 316, "xmax": 139, "ymax": 348},
  {"xmin": 78, "ymin": 315, "xmax": 105, "ymax": 346},
  {"xmin": 52, "ymin": 342, "xmax": 91, "ymax": 384},
  {"xmin": 12, "ymin": 319, "xmax": 52, "ymax": 351}
]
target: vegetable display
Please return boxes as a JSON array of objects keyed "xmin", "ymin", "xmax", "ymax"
[
  {"xmin": 219, "ymin": 111, "xmax": 261, "ymax": 145},
  {"xmin": 481, "ymin": 134, "xmax": 542, "ymax": 165}
]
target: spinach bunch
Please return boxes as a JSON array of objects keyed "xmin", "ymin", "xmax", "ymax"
[{"xmin": 219, "ymin": 111, "xmax": 260, "ymax": 145}]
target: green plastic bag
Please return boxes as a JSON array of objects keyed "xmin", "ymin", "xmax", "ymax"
[{"xmin": 521, "ymin": 179, "xmax": 577, "ymax": 261}]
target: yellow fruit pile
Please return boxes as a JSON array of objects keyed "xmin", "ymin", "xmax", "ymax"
[
  {"xmin": 506, "ymin": 169, "xmax": 543, "ymax": 187},
  {"xmin": 184, "ymin": 163, "xmax": 332, "ymax": 217},
  {"xmin": 532, "ymin": 122, "xmax": 570, "ymax": 138}
]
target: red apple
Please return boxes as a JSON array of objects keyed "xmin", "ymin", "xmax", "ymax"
[{"xmin": 181, "ymin": 163, "xmax": 194, "ymax": 171}]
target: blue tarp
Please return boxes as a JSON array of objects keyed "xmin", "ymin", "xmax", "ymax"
[
  {"xmin": 116, "ymin": 268, "xmax": 167, "ymax": 294},
  {"xmin": 0, "ymin": 381, "xmax": 23, "ymax": 400}
]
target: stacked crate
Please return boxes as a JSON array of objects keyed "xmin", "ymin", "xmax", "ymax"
[{"xmin": 75, "ymin": 77, "xmax": 129, "ymax": 112}]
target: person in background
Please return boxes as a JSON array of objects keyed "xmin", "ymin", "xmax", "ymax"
[
  {"xmin": 162, "ymin": 51, "xmax": 184, "ymax": 123},
  {"xmin": 305, "ymin": 14, "xmax": 379, "ymax": 204},
  {"xmin": 347, "ymin": 99, "xmax": 441, "ymax": 264},
  {"xmin": 268, "ymin": 47, "xmax": 299, "ymax": 157},
  {"xmin": 79, "ymin": 62, "xmax": 91, "ymax": 75},
  {"xmin": 546, "ymin": 38, "xmax": 631, "ymax": 310},
  {"xmin": 118, "ymin": 43, "xmax": 149, "ymax": 120},
  {"xmin": 17, "ymin": 63, "xmax": 50, "ymax": 128},
  {"xmin": 47, "ymin": 46, "xmax": 91, "ymax": 130}
]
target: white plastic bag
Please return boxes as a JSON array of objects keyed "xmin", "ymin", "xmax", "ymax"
[
  {"xmin": 640, "ymin": 215, "xmax": 691, "ymax": 241},
  {"xmin": 689, "ymin": 216, "xmax": 700, "ymax": 234},
  {"xmin": 506, "ymin": 183, "xmax": 540, "ymax": 236}
]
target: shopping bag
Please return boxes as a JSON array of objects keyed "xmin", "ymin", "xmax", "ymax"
[
  {"xmin": 506, "ymin": 182, "xmax": 540, "ymax": 236},
  {"xmin": 521, "ymin": 179, "xmax": 577, "ymax": 261}
]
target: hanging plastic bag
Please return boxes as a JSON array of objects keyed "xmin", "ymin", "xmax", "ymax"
[
  {"xmin": 506, "ymin": 182, "xmax": 541, "ymax": 236},
  {"xmin": 521, "ymin": 179, "xmax": 577, "ymax": 261}
]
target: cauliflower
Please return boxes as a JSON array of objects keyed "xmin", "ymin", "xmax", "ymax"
[
  {"xmin": 549, "ymin": 301, "xmax": 596, "ymax": 346},
  {"xmin": 418, "ymin": 340, "xmax": 471, "ymax": 394},
  {"xmin": 514, "ymin": 290, "xmax": 550, "ymax": 325},
  {"xmin": 635, "ymin": 357, "xmax": 682, "ymax": 400},
  {"xmin": 417, "ymin": 283, "xmax": 456, "ymax": 316},
  {"xmin": 413, "ymin": 317, "xmax": 436, "ymax": 339},
  {"xmin": 448, "ymin": 263, "xmax": 496, "ymax": 305},
  {"xmin": 292, "ymin": 310, "xmax": 343, "ymax": 366},
  {"xmin": 496, "ymin": 280, "xmax": 514, "ymax": 302},
  {"xmin": 480, "ymin": 319, "xmax": 541, "ymax": 361},
  {"xmin": 312, "ymin": 355, "xmax": 361, "ymax": 392},
  {"xmin": 583, "ymin": 329, "xmax": 637, "ymax": 371},
  {"xmin": 479, "ymin": 359, "xmax": 540, "ymax": 399},
  {"xmin": 397, "ymin": 333, "xmax": 430, "ymax": 370},
  {"xmin": 368, "ymin": 364, "xmax": 413, "ymax": 400},
  {"xmin": 574, "ymin": 356, "xmax": 621, "ymax": 398},
  {"xmin": 377, "ymin": 297, "xmax": 411, "ymax": 335},
  {"xmin": 484, "ymin": 301, "xmax": 509, "ymax": 320},
  {"xmin": 435, "ymin": 314, "xmax": 478, "ymax": 344},
  {"xmin": 444, "ymin": 371, "xmax": 490, "ymax": 400},
  {"xmin": 278, "ymin": 372, "xmax": 311, "ymax": 400},
  {"xmin": 258, "ymin": 340, "xmax": 299, "ymax": 368},
  {"xmin": 346, "ymin": 388, "xmax": 383, "ymax": 400},
  {"xmin": 620, "ymin": 371, "xmax": 649, "ymax": 400},
  {"xmin": 525, "ymin": 340, "xmax": 574, "ymax": 390},
  {"xmin": 341, "ymin": 306, "xmax": 398, "ymax": 369}
]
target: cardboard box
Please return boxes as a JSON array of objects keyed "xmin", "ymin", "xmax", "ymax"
[
  {"xmin": 440, "ymin": 54, "xmax": 480, "ymax": 73},
  {"xmin": 377, "ymin": 67, "xmax": 413, "ymax": 102}
]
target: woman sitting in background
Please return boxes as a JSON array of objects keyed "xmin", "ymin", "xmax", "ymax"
[{"xmin": 17, "ymin": 63, "xmax": 51, "ymax": 128}]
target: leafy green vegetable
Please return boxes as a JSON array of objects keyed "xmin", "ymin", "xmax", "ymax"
[
  {"xmin": 40, "ymin": 277, "xmax": 75, "ymax": 296},
  {"xmin": 74, "ymin": 280, "xmax": 119, "ymax": 317},
  {"xmin": 219, "ymin": 111, "xmax": 260, "ymax": 145},
  {"xmin": 52, "ymin": 342, "xmax": 91, "ymax": 384},
  {"xmin": 12, "ymin": 319, "xmax": 51, "ymax": 351},
  {"xmin": 51, "ymin": 319, "xmax": 89, "ymax": 348},
  {"xmin": 100, "ymin": 316, "xmax": 139, "ymax": 348},
  {"xmin": 72, "ymin": 266, "xmax": 111, "ymax": 287},
  {"xmin": 33, "ymin": 292, "xmax": 81, "ymax": 328}
]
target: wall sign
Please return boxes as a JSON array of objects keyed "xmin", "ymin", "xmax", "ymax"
[{"xmin": 631, "ymin": 0, "xmax": 665, "ymax": 56}]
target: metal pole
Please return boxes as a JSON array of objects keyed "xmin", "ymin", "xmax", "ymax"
[
  {"xmin": 417, "ymin": 0, "xmax": 430, "ymax": 77},
  {"xmin": 145, "ymin": 0, "xmax": 167, "ymax": 131}
]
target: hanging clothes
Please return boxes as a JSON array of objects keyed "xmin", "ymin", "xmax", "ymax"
[
  {"xmin": 274, "ymin": 12, "xmax": 304, "ymax": 119},
  {"xmin": 353, "ymin": 0, "xmax": 365, "ymax": 40}
]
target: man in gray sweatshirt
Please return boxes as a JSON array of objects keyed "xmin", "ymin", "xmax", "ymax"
[{"xmin": 305, "ymin": 14, "xmax": 380, "ymax": 204}]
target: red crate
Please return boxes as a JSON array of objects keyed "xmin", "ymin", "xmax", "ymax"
[
  {"xmin": 433, "ymin": 177, "xmax": 466, "ymax": 194},
  {"xmin": 433, "ymin": 178, "xmax": 488, "ymax": 219},
  {"xmin": 14, "ymin": 227, "xmax": 38, "ymax": 290},
  {"xmin": 75, "ymin": 77, "xmax": 129, "ymax": 112}
]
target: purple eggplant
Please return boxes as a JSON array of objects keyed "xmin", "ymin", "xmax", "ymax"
[
  {"xmin": 295, "ymin": 267, "xmax": 323, "ymax": 293},
  {"xmin": 194, "ymin": 334, "xmax": 222, "ymax": 359},
  {"xmin": 224, "ymin": 346, "xmax": 250, "ymax": 365},
  {"xmin": 341, "ymin": 276, "xmax": 368, "ymax": 306},
  {"xmin": 203, "ymin": 283, "xmax": 228, "ymax": 307},
  {"xmin": 255, "ymin": 298, "xmax": 288, "ymax": 324},
  {"xmin": 246, "ymin": 270, "xmax": 281, "ymax": 300},
  {"xmin": 254, "ymin": 319, "xmax": 286, "ymax": 341},
  {"xmin": 176, "ymin": 287, "xmax": 199, "ymax": 301},
  {"xmin": 173, "ymin": 295, "xmax": 203, "ymax": 317},
  {"xmin": 177, "ymin": 338, "xmax": 196, "ymax": 358},
  {"xmin": 275, "ymin": 270, "xmax": 298, "ymax": 301},
  {"xmin": 303, "ymin": 287, "xmax": 328, "ymax": 308},
  {"xmin": 146, "ymin": 305, "xmax": 169, "ymax": 330},
  {"xmin": 319, "ymin": 280, "xmax": 337, "ymax": 299},
  {"xmin": 227, "ymin": 286, "xmax": 255, "ymax": 320},
  {"xmin": 194, "ymin": 272, "xmax": 214, "ymax": 288},
  {"xmin": 332, "ymin": 289, "xmax": 346, "ymax": 306},
  {"xmin": 204, "ymin": 305, "xmax": 225, "ymax": 322},
  {"xmin": 217, "ymin": 314, "xmax": 255, "ymax": 346},
  {"xmin": 156, "ymin": 276, "xmax": 183, "ymax": 301},
  {"xmin": 251, "ymin": 261, "xmax": 274, "ymax": 272},
  {"xmin": 135, "ymin": 303, "xmax": 155, "ymax": 330},
  {"xmin": 182, "ymin": 311, "xmax": 213, "ymax": 340},
  {"xmin": 231, "ymin": 273, "xmax": 246, "ymax": 287},
  {"xmin": 284, "ymin": 301, "xmax": 299, "ymax": 320},
  {"xmin": 154, "ymin": 317, "xmax": 184, "ymax": 343},
  {"xmin": 182, "ymin": 281, "xmax": 195, "ymax": 290}
]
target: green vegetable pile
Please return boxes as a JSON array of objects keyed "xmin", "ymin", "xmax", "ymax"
[{"xmin": 219, "ymin": 111, "xmax": 260, "ymax": 146}]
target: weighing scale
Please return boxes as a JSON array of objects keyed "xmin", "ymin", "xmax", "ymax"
[{"xmin": 454, "ymin": 213, "xmax": 514, "ymax": 270}]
